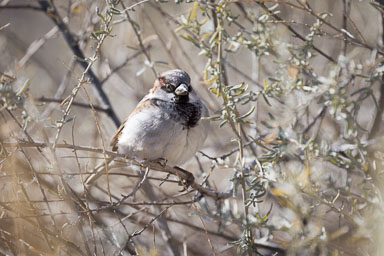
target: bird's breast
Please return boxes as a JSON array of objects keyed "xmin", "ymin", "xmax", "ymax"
[
  {"xmin": 116, "ymin": 98, "xmax": 208, "ymax": 165},
  {"xmin": 150, "ymin": 99, "xmax": 202, "ymax": 129}
]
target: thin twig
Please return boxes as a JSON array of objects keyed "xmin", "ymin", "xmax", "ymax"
[
  {"xmin": 0, "ymin": 201, "xmax": 86, "ymax": 255},
  {"xmin": 254, "ymin": 2, "xmax": 337, "ymax": 63},
  {"xmin": 369, "ymin": 13, "xmax": 384, "ymax": 140},
  {"xmin": 90, "ymin": 182, "xmax": 284, "ymax": 254},
  {"xmin": 16, "ymin": 165, "xmax": 53, "ymax": 252},
  {"xmin": 143, "ymin": 9, "xmax": 179, "ymax": 68},
  {"xmin": 99, "ymin": 45, "xmax": 152, "ymax": 86},
  {"xmin": 199, "ymin": 140, "xmax": 257, "ymax": 162},
  {"xmin": 81, "ymin": 82, "xmax": 113, "ymax": 202},
  {"xmin": 303, "ymin": 1, "xmax": 384, "ymax": 55},
  {"xmin": 129, "ymin": 205, "xmax": 171, "ymax": 238},
  {"xmin": 0, "ymin": 4, "xmax": 42, "ymax": 11},
  {"xmin": 17, "ymin": 24, "xmax": 59, "ymax": 68},
  {"xmin": 71, "ymin": 118, "xmax": 94, "ymax": 256},
  {"xmin": 38, "ymin": 1, "xmax": 117, "ymax": 151},
  {"xmin": 40, "ymin": 59, "xmax": 76, "ymax": 119},
  {"xmin": 93, "ymin": 166, "xmax": 150, "ymax": 211},
  {"xmin": 342, "ymin": 0, "xmax": 350, "ymax": 55},
  {"xmin": 38, "ymin": 96, "xmax": 109, "ymax": 113},
  {"xmin": 301, "ymin": 106, "xmax": 327, "ymax": 135},
  {"xmin": 121, "ymin": 1, "xmax": 157, "ymax": 77}
]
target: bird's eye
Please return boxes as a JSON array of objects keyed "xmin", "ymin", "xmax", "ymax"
[{"xmin": 165, "ymin": 83, "xmax": 175, "ymax": 92}]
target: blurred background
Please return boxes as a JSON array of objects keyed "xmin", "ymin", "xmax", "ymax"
[{"xmin": 1, "ymin": 0, "xmax": 384, "ymax": 255}]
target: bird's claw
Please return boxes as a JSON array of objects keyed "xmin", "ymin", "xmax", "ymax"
[
  {"xmin": 174, "ymin": 166, "xmax": 194, "ymax": 190},
  {"xmin": 155, "ymin": 158, "xmax": 168, "ymax": 167}
]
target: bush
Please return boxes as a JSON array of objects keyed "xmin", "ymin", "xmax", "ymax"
[{"xmin": 0, "ymin": 1, "xmax": 383, "ymax": 255}]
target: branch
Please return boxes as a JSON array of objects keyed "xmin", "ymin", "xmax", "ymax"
[
  {"xmin": 301, "ymin": 106, "xmax": 327, "ymax": 135},
  {"xmin": 38, "ymin": 0, "xmax": 121, "ymax": 127},
  {"xmin": 2, "ymin": 141, "xmax": 232, "ymax": 200},
  {"xmin": 0, "ymin": 4, "xmax": 43, "ymax": 11},
  {"xmin": 129, "ymin": 205, "xmax": 171, "ymax": 239},
  {"xmin": 303, "ymin": 1, "xmax": 384, "ymax": 55},
  {"xmin": 37, "ymin": 96, "xmax": 109, "ymax": 113},
  {"xmin": 121, "ymin": 1, "xmax": 157, "ymax": 77},
  {"xmin": 369, "ymin": 12, "xmax": 384, "ymax": 140},
  {"xmin": 99, "ymin": 45, "xmax": 152, "ymax": 86},
  {"xmin": 94, "ymin": 166, "xmax": 150, "ymax": 211},
  {"xmin": 253, "ymin": 2, "xmax": 336, "ymax": 63}
]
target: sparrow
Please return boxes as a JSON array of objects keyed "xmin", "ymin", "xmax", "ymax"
[
  {"xmin": 85, "ymin": 69, "xmax": 209, "ymax": 185},
  {"xmin": 111, "ymin": 69, "xmax": 209, "ymax": 165}
]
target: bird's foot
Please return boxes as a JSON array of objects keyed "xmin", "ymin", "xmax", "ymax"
[
  {"xmin": 154, "ymin": 158, "xmax": 168, "ymax": 167},
  {"xmin": 173, "ymin": 166, "xmax": 195, "ymax": 190}
]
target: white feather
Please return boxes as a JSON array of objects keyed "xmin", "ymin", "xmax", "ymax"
[{"xmin": 117, "ymin": 88, "xmax": 209, "ymax": 166}]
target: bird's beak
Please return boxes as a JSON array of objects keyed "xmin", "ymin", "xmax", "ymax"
[{"xmin": 175, "ymin": 83, "xmax": 189, "ymax": 96}]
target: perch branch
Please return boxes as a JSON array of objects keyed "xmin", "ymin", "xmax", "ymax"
[{"xmin": 2, "ymin": 141, "xmax": 232, "ymax": 200}]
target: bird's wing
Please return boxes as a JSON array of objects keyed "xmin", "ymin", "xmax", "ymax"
[{"xmin": 110, "ymin": 97, "xmax": 154, "ymax": 151}]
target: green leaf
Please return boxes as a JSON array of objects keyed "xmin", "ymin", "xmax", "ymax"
[
  {"xmin": 94, "ymin": 30, "xmax": 109, "ymax": 35},
  {"xmin": 202, "ymin": 115, "xmax": 221, "ymax": 121},
  {"xmin": 74, "ymin": 55, "xmax": 89, "ymax": 63},
  {"xmin": 219, "ymin": 120, "xmax": 229, "ymax": 127},
  {"xmin": 110, "ymin": 7, "xmax": 122, "ymax": 14},
  {"xmin": 237, "ymin": 106, "xmax": 255, "ymax": 120},
  {"xmin": 262, "ymin": 92, "xmax": 271, "ymax": 106}
]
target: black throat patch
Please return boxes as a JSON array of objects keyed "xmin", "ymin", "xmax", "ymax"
[{"xmin": 150, "ymin": 99, "xmax": 202, "ymax": 129}]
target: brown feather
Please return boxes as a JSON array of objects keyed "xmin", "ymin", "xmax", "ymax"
[
  {"xmin": 151, "ymin": 76, "xmax": 166, "ymax": 94},
  {"xmin": 110, "ymin": 116, "xmax": 128, "ymax": 151}
]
